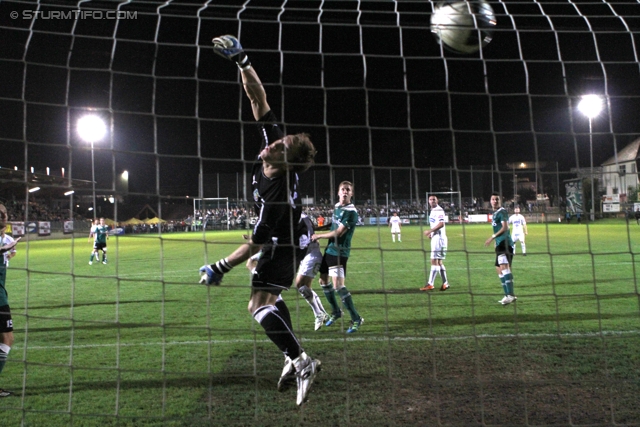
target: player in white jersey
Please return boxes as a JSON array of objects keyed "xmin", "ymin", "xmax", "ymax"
[
  {"xmin": 88, "ymin": 219, "xmax": 98, "ymax": 265},
  {"xmin": 293, "ymin": 214, "xmax": 329, "ymax": 331},
  {"xmin": 388, "ymin": 212, "xmax": 402, "ymax": 242},
  {"xmin": 509, "ymin": 207, "xmax": 528, "ymax": 256},
  {"xmin": 0, "ymin": 230, "xmax": 17, "ymax": 267},
  {"xmin": 420, "ymin": 195, "xmax": 450, "ymax": 291}
]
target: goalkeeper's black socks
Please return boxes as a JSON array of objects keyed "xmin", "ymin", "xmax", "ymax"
[
  {"xmin": 253, "ymin": 305, "xmax": 301, "ymax": 360},
  {"xmin": 275, "ymin": 295, "xmax": 293, "ymax": 330}
]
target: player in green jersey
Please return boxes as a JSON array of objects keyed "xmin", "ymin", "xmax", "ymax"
[
  {"xmin": 0, "ymin": 204, "xmax": 21, "ymax": 397},
  {"xmin": 312, "ymin": 181, "xmax": 364, "ymax": 333},
  {"xmin": 89, "ymin": 218, "xmax": 110, "ymax": 265},
  {"xmin": 484, "ymin": 193, "xmax": 517, "ymax": 305}
]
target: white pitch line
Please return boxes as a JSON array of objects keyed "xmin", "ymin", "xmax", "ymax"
[
  {"xmin": 16, "ymin": 329, "xmax": 640, "ymax": 351},
  {"xmin": 113, "ymin": 257, "xmax": 638, "ymax": 278}
]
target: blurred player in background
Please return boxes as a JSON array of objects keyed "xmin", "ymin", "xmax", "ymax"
[
  {"xmin": 89, "ymin": 218, "xmax": 110, "ymax": 265},
  {"xmin": 0, "ymin": 224, "xmax": 17, "ymax": 268},
  {"xmin": 420, "ymin": 195, "xmax": 449, "ymax": 291},
  {"xmin": 0, "ymin": 204, "xmax": 21, "ymax": 397},
  {"xmin": 312, "ymin": 181, "xmax": 364, "ymax": 334},
  {"xmin": 295, "ymin": 213, "xmax": 330, "ymax": 330},
  {"xmin": 388, "ymin": 211, "xmax": 402, "ymax": 242},
  {"xmin": 509, "ymin": 207, "xmax": 528, "ymax": 256},
  {"xmin": 201, "ymin": 35, "xmax": 319, "ymax": 406},
  {"xmin": 89, "ymin": 218, "xmax": 100, "ymax": 265},
  {"xmin": 485, "ymin": 193, "xmax": 517, "ymax": 305},
  {"xmin": 88, "ymin": 219, "xmax": 98, "ymax": 264}
]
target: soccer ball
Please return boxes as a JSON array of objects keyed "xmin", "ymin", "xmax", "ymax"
[{"xmin": 430, "ymin": 1, "xmax": 496, "ymax": 54}]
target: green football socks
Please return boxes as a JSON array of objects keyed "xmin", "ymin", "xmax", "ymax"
[
  {"xmin": 500, "ymin": 274, "xmax": 508, "ymax": 295},
  {"xmin": 337, "ymin": 287, "xmax": 360, "ymax": 322},
  {"xmin": 322, "ymin": 283, "xmax": 340, "ymax": 315},
  {"xmin": 503, "ymin": 272, "xmax": 514, "ymax": 295}
]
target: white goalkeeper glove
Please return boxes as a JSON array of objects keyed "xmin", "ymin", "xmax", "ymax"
[{"xmin": 212, "ymin": 35, "xmax": 251, "ymax": 70}]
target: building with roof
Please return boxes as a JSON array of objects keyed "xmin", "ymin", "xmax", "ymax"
[{"xmin": 601, "ymin": 138, "xmax": 640, "ymax": 197}]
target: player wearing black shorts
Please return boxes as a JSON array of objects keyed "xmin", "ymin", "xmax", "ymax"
[
  {"xmin": 484, "ymin": 193, "xmax": 517, "ymax": 305},
  {"xmin": 0, "ymin": 204, "xmax": 20, "ymax": 397},
  {"xmin": 312, "ymin": 181, "xmax": 364, "ymax": 333},
  {"xmin": 199, "ymin": 35, "xmax": 319, "ymax": 406}
]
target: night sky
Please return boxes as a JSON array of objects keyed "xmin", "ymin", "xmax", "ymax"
[{"xmin": 1, "ymin": 0, "xmax": 639, "ymax": 203}]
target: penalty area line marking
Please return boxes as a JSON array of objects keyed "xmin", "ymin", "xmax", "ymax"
[{"xmin": 16, "ymin": 329, "xmax": 640, "ymax": 351}]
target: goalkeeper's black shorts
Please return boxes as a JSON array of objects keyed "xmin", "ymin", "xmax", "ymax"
[{"xmin": 251, "ymin": 244, "xmax": 296, "ymax": 295}]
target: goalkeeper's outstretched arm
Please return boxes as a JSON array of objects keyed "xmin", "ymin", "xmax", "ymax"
[
  {"xmin": 241, "ymin": 66, "xmax": 270, "ymax": 121},
  {"xmin": 199, "ymin": 239, "xmax": 263, "ymax": 285},
  {"xmin": 211, "ymin": 34, "xmax": 270, "ymax": 121}
]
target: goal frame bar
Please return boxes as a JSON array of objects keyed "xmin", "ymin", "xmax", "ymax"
[
  {"xmin": 193, "ymin": 197, "xmax": 230, "ymax": 231},
  {"xmin": 425, "ymin": 191, "xmax": 462, "ymax": 209}
]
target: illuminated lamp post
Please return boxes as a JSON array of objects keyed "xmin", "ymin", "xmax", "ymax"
[
  {"xmin": 77, "ymin": 114, "xmax": 107, "ymax": 220},
  {"xmin": 577, "ymin": 95, "xmax": 603, "ymax": 222}
]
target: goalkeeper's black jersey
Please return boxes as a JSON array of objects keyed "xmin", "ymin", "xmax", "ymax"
[{"xmin": 251, "ymin": 110, "xmax": 302, "ymax": 246}]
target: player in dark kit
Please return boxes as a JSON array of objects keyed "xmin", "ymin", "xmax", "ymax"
[
  {"xmin": 89, "ymin": 218, "xmax": 110, "ymax": 265},
  {"xmin": 0, "ymin": 204, "xmax": 21, "ymax": 397},
  {"xmin": 199, "ymin": 35, "xmax": 319, "ymax": 406}
]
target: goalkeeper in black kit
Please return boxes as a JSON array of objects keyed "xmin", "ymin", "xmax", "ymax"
[{"xmin": 199, "ymin": 35, "xmax": 320, "ymax": 406}]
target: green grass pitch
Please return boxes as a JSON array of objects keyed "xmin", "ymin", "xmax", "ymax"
[{"xmin": 1, "ymin": 222, "xmax": 639, "ymax": 426}]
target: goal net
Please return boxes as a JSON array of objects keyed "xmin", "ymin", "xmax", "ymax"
[{"xmin": 1, "ymin": 1, "xmax": 639, "ymax": 425}]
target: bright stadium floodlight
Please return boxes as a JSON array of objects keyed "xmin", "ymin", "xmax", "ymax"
[
  {"xmin": 578, "ymin": 95, "xmax": 603, "ymax": 222},
  {"xmin": 77, "ymin": 115, "xmax": 107, "ymax": 143},
  {"xmin": 77, "ymin": 114, "xmax": 107, "ymax": 220},
  {"xmin": 578, "ymin": 94, "xmax": 603, "ymax": 119}
]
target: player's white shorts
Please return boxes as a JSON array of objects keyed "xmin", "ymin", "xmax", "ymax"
[
  {"xmin": 430, "ymin": 234, "xmax": 448, "ymax": 260},
  {"xmin": 512, "ymin": 233, "xmax": 525, "ymax": 243},
  {"xmin": 297, "ymin": 247, "xmax": 322, "ymax": 278},
  {"xmin": 390, "ymin": 225, "xmax": 401, "ymax": 234}
]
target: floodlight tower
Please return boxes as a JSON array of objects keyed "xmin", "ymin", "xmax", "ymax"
[
  {"xmin": 577, "ymin": 95, "xmax": 603, "ymax": 222},
  {"xmin": 77, "ymin": 114, "xmax": 107, "ymax": 220}
]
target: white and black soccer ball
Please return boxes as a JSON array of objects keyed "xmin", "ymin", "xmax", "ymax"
[{"xmin": 430, "ymin": 1, "xmax": 497, "ymax": 54}]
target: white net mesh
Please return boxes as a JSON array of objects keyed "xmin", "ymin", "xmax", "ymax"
[{"xmin": 1, "ymin": 1, "xmax": 639, "ymax": 425}]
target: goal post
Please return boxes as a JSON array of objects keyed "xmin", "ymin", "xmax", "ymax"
[
  {"xmin": 425, "ymin": 191, "xmax": 463, "ymax": 223},
  {"xmin": 193, "ymin": 198, "xmax": 230, "ymax": 231}
]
